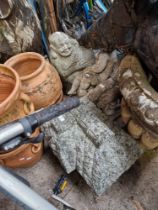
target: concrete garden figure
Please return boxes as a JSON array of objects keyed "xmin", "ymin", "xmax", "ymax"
[
  {"xmin": 49, "ymin": 32, "xmax": 121, "ymax": 116},
  {"xmin": 49, "ymin": 32, "xmax": 95, "ymax": 80}
]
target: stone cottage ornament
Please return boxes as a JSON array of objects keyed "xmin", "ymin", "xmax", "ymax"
[{"xmin": 41, "ymin": 98, "xmax": 142, "ymax": 195}]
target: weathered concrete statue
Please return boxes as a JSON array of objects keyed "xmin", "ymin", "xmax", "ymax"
[
  {"xmin": 67, "ymin": 51, "xmax": 121, "ymax": 116},
  {"xmin": 49, "ymin": 32, "xmax": 119, "ymax": 115},
  {"xmin": 49, "ymin": 32, "xmax": 95, "ymax": 80},
  {"xmin": 119, "ymin": 55, "xmax": 158, "ymax": 149},
  {"xmin": 49, "ymin": 32, "xmax": 121, "ymax": 116}
]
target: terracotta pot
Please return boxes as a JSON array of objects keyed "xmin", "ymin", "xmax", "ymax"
[
  {"xmin": 0, "ymin": 130, "xmax": 43, "ymax": 168},
  {"xmin": 5, "ymin": 52, "xmax": 63, "ymax": 110},
  {"xmin": 0, "ymin": 64, "xmax": 34, "ymax": 125},
  {"xmin": 0, "ymin": 65, "xmax": 43, "ymax": 167}
]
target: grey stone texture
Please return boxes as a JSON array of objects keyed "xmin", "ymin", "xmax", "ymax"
[{"xmin": 41, "ymin": 99, "xmax": 142, "ymax": 195}]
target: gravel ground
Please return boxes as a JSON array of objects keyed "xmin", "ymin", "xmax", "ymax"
[{"xmin": 0, "ymin": 148, "xmax": 158, "ymax": 210}]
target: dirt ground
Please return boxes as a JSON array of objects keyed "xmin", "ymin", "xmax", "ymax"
[{"xmin": 0, "ymin": 147, "xmax": 158, "ymax": 210}]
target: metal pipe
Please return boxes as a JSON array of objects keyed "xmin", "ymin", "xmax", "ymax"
[
  {"xmin": 0, "ymin": 123, "xmax": 24, "ymax": 145},
  {"xmin": 0, "ymin": 97, "xmax": 80, "ymax": 145},
  {"xmin": 0, "ymin": 167, "xmax": 58, "ymax": 210},
  {"xmin": 33, "ymin": 97, "xmax": 80, "ymax": 126}
]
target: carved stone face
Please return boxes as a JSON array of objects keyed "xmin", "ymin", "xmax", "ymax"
[
  {"xmin": 49, "ymin": 32, "xmax": 73, "ymax": 57},
  {"xmin": 49, "ymin": 32, "xmax": 95, "ymax": 80}
]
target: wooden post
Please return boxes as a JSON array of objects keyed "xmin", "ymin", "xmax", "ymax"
[{"xmin": 46, "ymin": 0, "xmax": 57, "ymax": 33}]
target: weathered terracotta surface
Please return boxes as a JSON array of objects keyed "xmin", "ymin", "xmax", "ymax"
[
  {"xmin": 0, "ymin": 64, "xmax": 34, "ymax": 125},
  {"xmin": 0, "ymin": 129, "xmax": 43, "ymax": 168},
  {"xmin": 0, "ymin": 65, "xmax": 43, "ymax": 167},
  {"xmin": 119, "ymin": 55, "xmax": 158, "ymax": 149},
  {"xmin": 5, "ymin": 52, "xmax": 63, "ymax": 110}
]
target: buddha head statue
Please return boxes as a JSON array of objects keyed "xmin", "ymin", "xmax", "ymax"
[
  {"xmin": 49, "ymin": 32, "xmax": 78, "ymax": 58},
  {"xmin": 48, "ymin": 32, "xmax": 95, "ymax": 79}
]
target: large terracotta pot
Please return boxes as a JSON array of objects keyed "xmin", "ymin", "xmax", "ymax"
[
  {"xmin": 5, "ymin": 52, "xmax": 63, "ymax": 110},
  {"xmin": 0, "ymin": 65, "xmax": 43, "ymax": 167},
  {"xmin": 0, "ymin": 64, "xmax": 34, "ymax": 124},
  {"xmin": 0, "ymin": 130, "xmax": 43, "ymax": 168}
]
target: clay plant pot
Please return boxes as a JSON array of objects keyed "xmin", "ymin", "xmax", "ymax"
[
  {"xmin": 0, "ymin": 65, "xmax": 43, "ymax": 167},
  {"xmin": 0, "ymin": 64, "xmax": 34, "ymax": 125},
  {"xmin": 0, "ymin": 130, "xmax": 43, "ymax": 168},
  {"xmin": 5, "ymin": 52, "xmax": 63, "ymax": 110}
]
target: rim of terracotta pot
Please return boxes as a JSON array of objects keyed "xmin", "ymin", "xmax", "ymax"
[
  {"xmin": 0, "ymin": 128, "xmax": 40, "ymax": 158},
  {"xmin": 0, "ymin": 144, "xmax": 29, "ymax": 158},
  {"xmin": 5, "ymin": 52, "xmax": 45, "ymax": 81},
  {"xmin": 0, "ymin": 64, "xmax": 20, "ymax": 115}
]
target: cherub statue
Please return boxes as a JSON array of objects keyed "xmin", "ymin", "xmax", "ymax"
[
  {"xmin": 49, "ymin": 32, "xmax": 120, "ymax": 116},
  {"xmin": 67, "ymin": 53, "xmax": 110, "ymax": 96},
  {"xmin": 49, "ymin": 32, "xmax": 95, "ymax": 80}
]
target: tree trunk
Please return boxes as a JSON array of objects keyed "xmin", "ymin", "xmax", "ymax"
[
  {"xmin": 78, "ymin": 0, "xmax": 136, "ymax": 52},
  {"xmin": 37, "ymin": 0, "xmax": 57, "ymax": 38},
  {"xmin": 0, "ymin": 0, "xmax": 42, "ymax": 62},
  {"xmin": 78, "ymin": 0, "xmax": 158, "ymax": 80}
]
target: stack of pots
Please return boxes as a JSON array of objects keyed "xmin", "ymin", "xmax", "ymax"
[
  {"xmin": 0, "ymin": 64, "xmax": 42, "ymax": 167},
  {"xmin": 0, "ymin": 52, "xmax": 63, "ymax": 168}
]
